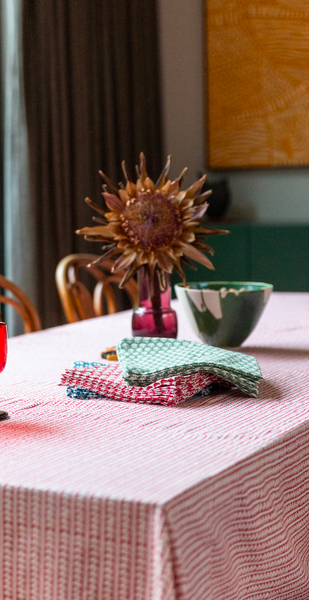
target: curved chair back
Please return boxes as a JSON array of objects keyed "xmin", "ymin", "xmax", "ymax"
[
  {"xmin": 0, "ymin": 274, "xmax": 41, "ymax": 333},
  {"xmin": 55, "ymin": 254, "xmax": 138, "ymax": 324}
]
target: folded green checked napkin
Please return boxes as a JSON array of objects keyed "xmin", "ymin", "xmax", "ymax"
[{"xmin": 117, "ymin": 337, "xmax": 263, "ymax": 397}]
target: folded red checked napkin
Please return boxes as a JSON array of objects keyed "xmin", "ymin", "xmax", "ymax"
[{"xmin": 60, "ymin": 362, "xmax": 228, "ymax": 406}]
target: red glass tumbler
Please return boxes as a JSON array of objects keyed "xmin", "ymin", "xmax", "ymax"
[
  {"xmin": 0, "ymin": 323, "xmax": 8, "ymax": 420},
  {"xmin": 0, "ymin": 322, "xmax": 7, "ymax": 372}
]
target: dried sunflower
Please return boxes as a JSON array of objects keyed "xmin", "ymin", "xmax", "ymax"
[{"xmin": 76, "ymin": 153, "xmax": 229, "ymax": 290}]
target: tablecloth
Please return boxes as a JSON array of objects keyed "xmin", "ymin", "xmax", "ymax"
[{"xmin": 0, "ymin": 293, "xmax": 309, "ymax": 600}]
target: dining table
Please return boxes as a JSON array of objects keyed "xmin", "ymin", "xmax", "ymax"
[{"xmin": 0, "ymin": 292, "xmax": 309, "ymax": 600}]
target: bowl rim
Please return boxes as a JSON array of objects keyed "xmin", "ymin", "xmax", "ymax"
[{"xmin": 175, "ymin": 281, "xmax": 274, "ymax": 292}]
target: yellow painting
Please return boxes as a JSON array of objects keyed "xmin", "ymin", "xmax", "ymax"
[{"xmin": 206, "ymin": 0, "xmax": 309, "ymax": 168}]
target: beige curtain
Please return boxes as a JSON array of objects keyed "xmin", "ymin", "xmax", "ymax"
[{"xmin": 22, "ymin": 0, "xmax": 163, "ymax": 328}]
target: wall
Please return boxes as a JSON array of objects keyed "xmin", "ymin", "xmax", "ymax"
[{"xmin": 157, "ymin": 0, "xmax": 309, "ymax": 224}]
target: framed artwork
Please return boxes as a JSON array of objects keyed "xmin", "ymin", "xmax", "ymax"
[{"xmin": 206, "ymin": 0, "xmax": 309, "ymax": 168}]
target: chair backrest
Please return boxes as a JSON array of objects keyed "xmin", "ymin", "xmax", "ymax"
[
  {"xmin": 0, "ymin": 274, "xmax": 42, "ymax": 333},
  {"xmin": 55, "ymin": 254, "xmax": 138, "ymax": 324}
]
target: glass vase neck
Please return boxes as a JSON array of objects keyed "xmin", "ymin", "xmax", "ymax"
[
  {"xmin": 132, "ymin": 269, "xmax": 177, "ymax": 338},
  {"xmin": 138, "ymin": 270, "xmax": 171, "ymax": 309}
]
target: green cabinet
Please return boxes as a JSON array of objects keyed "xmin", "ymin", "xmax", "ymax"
[
  {"xmin": 172, "ymin": 223, "xmax": 309, "ymax": 295},
  {"xmin": 251, "ymin": 225, "xmax": 309, "ymax": 292}
]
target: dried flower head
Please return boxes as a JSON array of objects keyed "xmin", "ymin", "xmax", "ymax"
[{"xmin": 76, "ymin": 153, "xmax": 229, "ymax": 289}]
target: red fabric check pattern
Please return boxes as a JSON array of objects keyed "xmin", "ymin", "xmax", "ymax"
[{"xmin": 60, "ymin": 363, "xmax": 227, "ymax": 406}]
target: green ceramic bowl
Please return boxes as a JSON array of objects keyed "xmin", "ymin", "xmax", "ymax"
[{"xmin": 175, "ymin": 281, "xmax": 273, "ymax": 347}]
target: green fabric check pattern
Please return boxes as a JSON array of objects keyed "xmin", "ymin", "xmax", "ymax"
[{"xmin": 117, "ymin": 338, "xmax": 263, "ymax": 398}]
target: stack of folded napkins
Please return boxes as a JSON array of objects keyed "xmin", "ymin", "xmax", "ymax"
[
  {"xmin": 117, "ymin": 338, "xmax": 262, "ymax": 397},
  {"xmin": 61, "ymin": 361, "xmax": 226, "ymax": 406},
  {"xmin": 60, "ymin": 338, "xmax": 262, "ymax": 406}
]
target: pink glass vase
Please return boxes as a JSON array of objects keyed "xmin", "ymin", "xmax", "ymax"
[{"xmin": 132, "ymin": 269, "xmax": 177, "ymax": 338}]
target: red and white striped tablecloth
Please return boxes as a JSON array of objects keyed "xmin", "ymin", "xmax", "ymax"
[{"xmin": 0, "ymin": 293, "xmax": 309, "ymax": 600}]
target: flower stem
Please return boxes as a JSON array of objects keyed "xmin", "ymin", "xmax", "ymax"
[{"xmin": 151, "ymin": 269, "xmax": 165, "ymax": 334}]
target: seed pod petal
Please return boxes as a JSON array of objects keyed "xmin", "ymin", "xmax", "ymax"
[
  {"xmin": 185, "ymin": 175, "xmax": 207, "ymax": 199},
  {"xmin": 103, "ymin": 193, "xmax": 125, "ymax": 212},
  {"xmin": 182, "ymin": 243, "xmax": 215, "ymax": 270}
]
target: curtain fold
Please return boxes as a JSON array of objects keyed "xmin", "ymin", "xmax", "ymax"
[{"xmin": 22, "ymin": 0, "xmax": 163, "ymax": 329}]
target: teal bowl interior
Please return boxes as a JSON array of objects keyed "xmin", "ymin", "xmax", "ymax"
[{"xmin": 175, "ymin": 281, "xmax": 273, "ymax": 347}]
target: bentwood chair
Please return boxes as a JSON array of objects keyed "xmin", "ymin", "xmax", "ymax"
[
  {"xmin": 55, "ymin": 254, "xmax": 138, "ymax": 324},
  {"xmin": 0, "ymin": 274, "xmax": 42, "ymax": 333}
]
